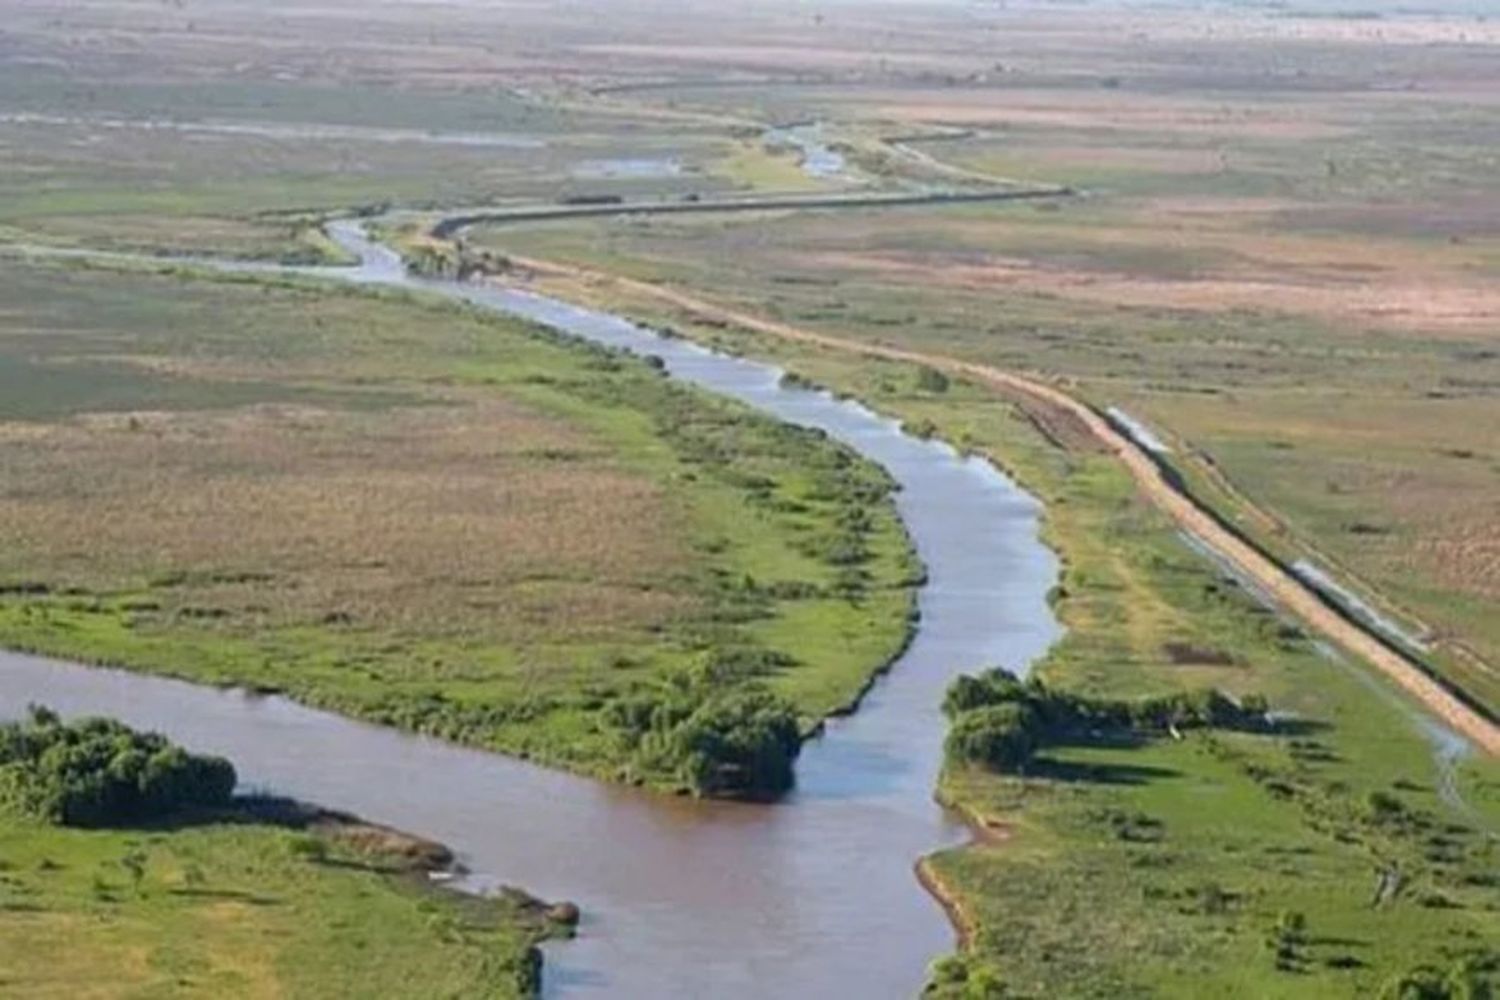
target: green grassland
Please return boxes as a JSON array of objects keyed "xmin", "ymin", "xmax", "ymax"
[
  {"xmin": 0, "ymin": 810, "xmax": 548, "ymax": 998},
  {"xmin": 0, "ymin": 257, "xmax": 916, "ymax": 791},
  {"xmin": 0, "ymin": 709, "xmax": 549, "ymax": 996},
  {"xmin": 925, "ymin": 444, "xmax": 1500, "ymax": 998}
]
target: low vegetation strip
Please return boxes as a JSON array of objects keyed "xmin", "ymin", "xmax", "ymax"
[{"xmin": 472, "ymin": 244, "xmax": 1500, "ymax": 757}]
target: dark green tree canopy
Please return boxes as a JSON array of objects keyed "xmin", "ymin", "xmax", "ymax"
[
  {"xmin": 942, "ymin": 668, "xmax": 1270, "ymax": 773},
  {"xmin": 0, "ymin": 706, "xmax": 236, "ymax": 827}
]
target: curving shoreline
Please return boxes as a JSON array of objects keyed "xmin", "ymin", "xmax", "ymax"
[
  {"xmin": 914, "ymin": 857, "xmax": 977, "ymax": 952},
  {"xmin": 10, "ymin": 203, "xmax": 1493, "ymax": 999}
]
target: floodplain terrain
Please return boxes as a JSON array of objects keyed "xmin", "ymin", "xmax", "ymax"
[{"xmin": 488, "ymin": 222, "xmax": 1500, "ymax": 995}]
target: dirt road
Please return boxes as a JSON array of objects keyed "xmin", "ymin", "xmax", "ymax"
[{"xmin": 498, "ymin": 251, "xmax": 1500, "ymax": 757}]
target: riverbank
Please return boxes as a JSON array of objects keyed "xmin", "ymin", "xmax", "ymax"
[
  {"xmin": 0, "ymin": 706, "xmax": 565, "ymax": 996},
  {"xmin": 0, "ymin": 809, "xmax": 558, "ymax": 996},
  {"xmin": 913, "ymin": 858, "xmax": 974, "ymax": 952}
]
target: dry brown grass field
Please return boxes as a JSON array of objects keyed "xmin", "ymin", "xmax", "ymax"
[
  {"xmin": 0, "ymin": 398, "xmax": 687, "ymax": 643},
  {"xmin": 0, "ymin": 259, "xmax": 691, "ymax": 648}
]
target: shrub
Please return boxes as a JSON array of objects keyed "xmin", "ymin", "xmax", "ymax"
[
  {"xmin": 945, "ymin": 703, "xmax": 1041, "ymax": 772},
  {"xmin": 929, "ymin": 954, "xmax": 970, "ymax": 985},
  {"xmin": 915, "ymin": 366, "xmax": 951, "ymax": 393},
  {"xmin": 942, "ymin": 671, "xmax": 1027, "ymax": 718},
  {"xmin": 1376, "ymin": 967, "xmax": 1451, "ymax": 1000},
  {"xmin": 603, "ymin": 671, "xmax": 802, "ymax": 798},
  {"xmin": 0, "ymin": 706, "xmax": 236, "ymax": 827},
  {"xmin": 1368, "ymin": 790, "xmax": 1407, "ymax": 821},
  {"xmin": 672, "ymin": 689, "xmax": 801, "ymax": 797}
]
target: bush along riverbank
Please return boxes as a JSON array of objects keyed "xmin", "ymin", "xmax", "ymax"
[
  {"xmin": 0, "ymin": 708, "xmax": 567, "ymax": 997},
  {"xmin": 941, "ymin": 668, "xmax": 1269, "ymax": 776},
  {"xmin": 602, "ymin": 659, "xmax": 804, "ymax": 797},
  {"xmin": 0, "ymin": 705, "xmax": 235, "ymax": 826}
]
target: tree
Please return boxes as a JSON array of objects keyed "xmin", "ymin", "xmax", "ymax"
[
  {"xmin": 672, "ymin": 688, "xmax": 802, "ymax": 797},
  {"xmin": 0, "ymin": 707, "xmax": 236, "ymax": 827},
  {"xmin": 942, "ymin": 669, "xmax": 1026, "ymax": 718},
  {"xmin": 945, "ymin": 703, "xmax": 1040, "ymax": 773},
  {"xmin": 1377, "ymin": 967, "xmax": 1449, "ymax": 1000}
]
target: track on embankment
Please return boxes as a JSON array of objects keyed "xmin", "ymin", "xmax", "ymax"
[
  {"xmin": 428, "ymin": 221, "xmax": 1500, "ymax": 758},
  {"xmin": 428, "ymin": 186, "xmax": 1073, "ymax": 238}
]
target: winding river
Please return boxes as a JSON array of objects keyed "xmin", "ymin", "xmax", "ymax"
[{"xmin": 0, "ymin": 221, "xmax": 1062, "ymax": 997}]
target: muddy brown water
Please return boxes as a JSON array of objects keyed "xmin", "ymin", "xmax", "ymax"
[{"xmin": 0, "ymin": 221, "xmax": 1062, "ymax": 997}]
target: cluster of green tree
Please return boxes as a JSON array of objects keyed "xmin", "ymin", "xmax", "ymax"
[
  {"xmin": 0, "ymin": 706, "xmax": 235, "ymax": 826},
  {"xmin": 602, "ymin": 658, "xmax": 801, "ymax": 797},
  {"xmin": 943, "ymin": 668, "xmax": 1269, "ymax": 772}
]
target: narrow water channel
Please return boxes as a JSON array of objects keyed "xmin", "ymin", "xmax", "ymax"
[{"xmin": 0, "ymin": 222, "xmax": 1062, "ymax": 997}]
